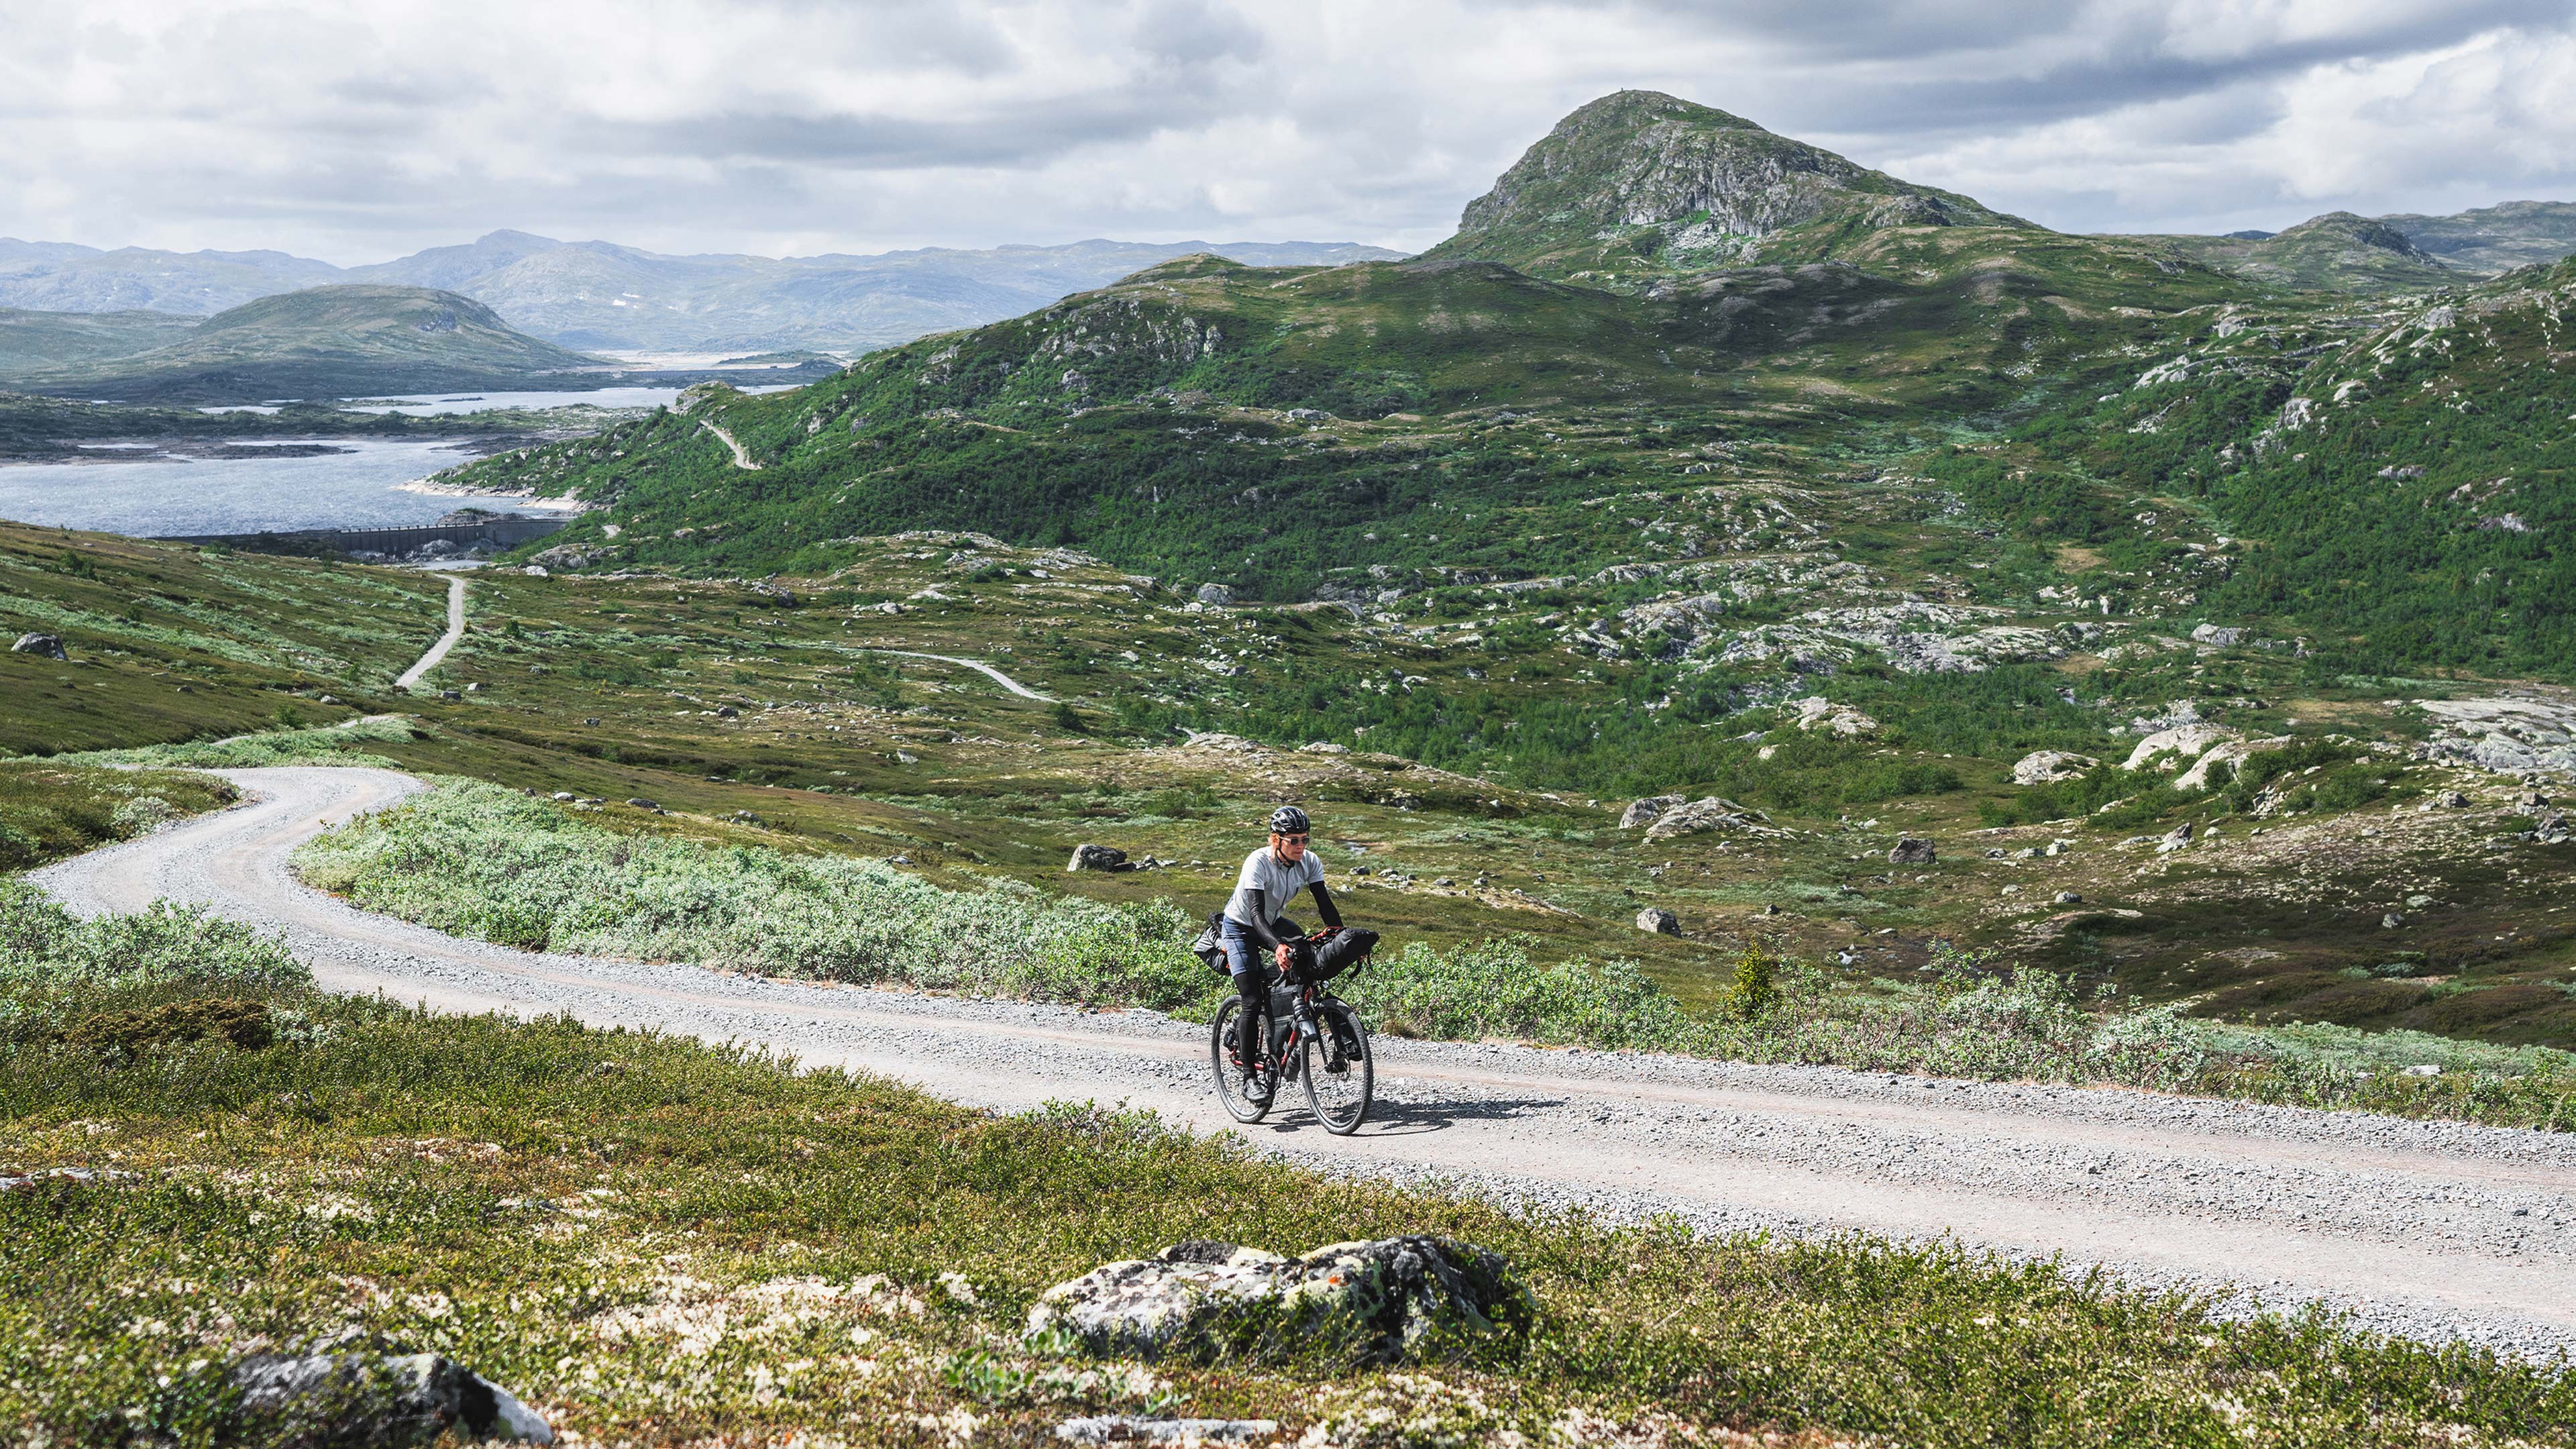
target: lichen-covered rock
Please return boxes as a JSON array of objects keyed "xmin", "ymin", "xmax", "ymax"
[
  {"xmin": 229, "ymin": 1351, "xmax": 552, "ymax": 1444},
  {"xmin": 1635, "ymin": 906, "xmax": 1680, "ymax": 935},
  {"xmin": 1026, "ymin": 1237, "xmax": 1528, "ymax": 1365},
  {"xmin": 2172, "ymin": 736, "xmax": 2293, "ymax": 792},
  {"xmin": 1067, "ymin": 843, "xmax": 1129, "ymax": 872},
  {"xmin": 1888, "ymin": 837, "xmax": 1936, "ymax": 865},
  {"xmin": 1618, "ymin": 794, "xmax": 1684, "ymax": 829},
  {"xmin": 2011, "ymin": 750, "xmax": 2098, "ymax": 786},
  {"xmin": 1642, "ymin": 796, "xmax": 1789, "ymax": 841},
  {"xmin": 1792, "ymin": 696, "xmax": 1878, "ymax": 736},
  {"xmin": 2123, "ymin": 723, "xmax": 2239, "ymax": 772},
  {"xmin": 11, "ymin": 632, "xmax": 67, "ymax": 660}
]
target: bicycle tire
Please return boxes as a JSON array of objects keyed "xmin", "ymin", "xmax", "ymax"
[
  {"xmin": 1299, "ymin": 999, "xmax": 1372, "ymax": 1134},
  {"xmin": 1210, "ymin": 997, "xmax": 1275, "ymax": 1124}
]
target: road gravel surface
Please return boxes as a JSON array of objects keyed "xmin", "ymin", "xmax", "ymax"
[{"xmin": 32, "ymin": 766, "xmax": 2576, "ymax": 1358}]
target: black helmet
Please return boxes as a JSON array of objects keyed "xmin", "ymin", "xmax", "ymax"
[{"xmin": 1268, "ymin": 805, "xmax": 1311, "ymax": 837}]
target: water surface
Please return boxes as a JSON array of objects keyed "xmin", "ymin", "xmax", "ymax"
[{"xmin": 0, "ymin": 438, "xmax": 574, "ymax": 537}]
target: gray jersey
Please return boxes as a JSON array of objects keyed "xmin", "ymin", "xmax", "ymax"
[{"xmin": 1224, "ymin": 845, "xmax": 1324, "ymax": 928}]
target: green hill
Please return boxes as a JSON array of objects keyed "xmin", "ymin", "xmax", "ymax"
[
  {"xmin": 2380, "ymin": 200, "xmax": 2576, "ymax": 278},
  {"xmin": 0, "ymin": 284, "xmax": 604, "ymax": 402},
  {"xmin": 2143, "ymin": 211, "xmax": 2459, "ymax": 294}
]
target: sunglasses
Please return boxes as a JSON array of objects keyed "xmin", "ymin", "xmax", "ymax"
[{"xmin": 1274, "ymin": 833, "xmax": 1310, "ymax": 845}]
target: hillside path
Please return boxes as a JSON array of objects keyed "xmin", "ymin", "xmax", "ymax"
[
  {"xmin": 394, "ymin": 574, "xmax": 466, "ymax": 690},
  {"xmin": 30, "ymin": 765, "xmax": 2576, "ymax": 1359},
  {"xmin": 701, "ymin": 421, "xmax": 761, "ymax": 470},
  {"xmin": 858, "ymin": 648, "xmax": 1053, "ymax": 700}
]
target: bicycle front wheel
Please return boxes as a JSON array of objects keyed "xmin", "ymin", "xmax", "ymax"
[
  {"xmin": 1210, "ymin": 997, "xmax": 1275, "ymax": 1124},
  {"xmin": 1299, "ymin": 1000, "xmax": 1372, "ymax": 1134}
]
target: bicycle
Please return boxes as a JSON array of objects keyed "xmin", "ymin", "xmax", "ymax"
[{"xmin": 1209, "ymin": 941, "xmax": 1373, "ymax": 1135}]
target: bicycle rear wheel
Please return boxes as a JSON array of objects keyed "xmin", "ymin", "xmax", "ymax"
[
  {"xmin": 1299, "ymin": 1000, "xmax": 1372, "ymax": 1134},
  {"xmin": 1210, "ymin": 997, "xmax": 1275, "ymax": 1124}
]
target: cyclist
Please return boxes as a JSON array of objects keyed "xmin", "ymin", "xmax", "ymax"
[{"xmin": 1220, "ymin": 805, "xmax": 1342, "ymax": 1075}]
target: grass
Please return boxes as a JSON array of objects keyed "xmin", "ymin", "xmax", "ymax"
[
  {"xmin": 0, "ymin": 760, "xmax": 235, "ymax": 870},
  {"xmin": 56, "ymin": 714, "xmax": 422, "ymax": 770},
  {"xmin": 7, "ymin": 931, "xmax": 2575, "ymax": 1446}
]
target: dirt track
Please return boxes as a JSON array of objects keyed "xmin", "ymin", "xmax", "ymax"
[{"xmin": 32, "ymin": 765, "xmax": 2576, "ymax": 1357}]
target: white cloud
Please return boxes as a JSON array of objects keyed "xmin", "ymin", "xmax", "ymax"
[{"xmin": 0, "ymin": 0, "xmax": 2567, "ymax": 262}]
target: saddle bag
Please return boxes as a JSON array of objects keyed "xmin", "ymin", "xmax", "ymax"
[{"xmin": 1191, "ymin": 911, "xmax": 1229, "ymax": 977}]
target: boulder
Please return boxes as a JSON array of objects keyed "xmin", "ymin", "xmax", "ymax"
[
  {"xmin": 1635, "ymin": 907, "xmax": 1680, "ymax": 935},
  {"xmin": 2173, "ymin": 736, "xmax": 2293, "ymax": 792},
  {"xmin": 2434, "ymin": 790, "xmax": 2472, "ymax": 809},
  {"xmin": 1888, "ymin": 837, "xmax": 1936, "ymax": 865},
  {"xmin": 2123, "ymin": 723, "xmax": 2239, "ymax": 772},
  {"xmin": 2155, "ymin": 822, "xmax": 2194, "ymax": 853},
  {"xmin": 11, "ymin": 632, "xmax": 67, "ymax": 660},
  {"xmin": 624, "ymin": 798, "xmax": 659, "ymax": 810},
  {"xmin": 1067, "ymin": 843, "xmax": 1129, "ymax": 873},
  {"xmin": 1618, "ymin": 794, "xmax": 1685, "ymax": 829},
  {"xmin": 2190, "ymin": 624, "xmax": 2244, "ymax": 647},
  {"xmin": 1643, "ymin": 796, "xmax": 1788, "ymax": 841},
  {"xmin": 2011, "ymin": 750, "xmax": 2097, "ymax": 786},
  {"xmin": 1026, "ymin": 1238, "xmax": 1528, "ymax": 1366},
  {"xmin": 228, "ymin": 1352, "xmax": 552, "ymax": 1444},
  {"xmin": 1195, "ymin": 584, "xmax": 1236, "ymax": 606},
  {"xmin": 1792, "ymin": 696, "xmax": 1878, "ymax": 737}
]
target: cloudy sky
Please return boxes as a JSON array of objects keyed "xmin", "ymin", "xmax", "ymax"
[{"xmin": 5, "ymin": 0, "xmax": 2573, "ymax": 264}]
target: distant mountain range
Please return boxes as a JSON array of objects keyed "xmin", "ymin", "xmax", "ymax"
[{"xmin": 0, "ymin": 233, "xmax": 1404, "ymax": 354}]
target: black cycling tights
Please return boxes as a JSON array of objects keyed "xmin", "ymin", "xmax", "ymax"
[{"xmin": 1234, "ymin": 971, "xmax": 1269, "ymax": 1063}]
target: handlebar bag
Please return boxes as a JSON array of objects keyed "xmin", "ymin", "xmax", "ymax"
[{"xmin": 1306, "ymin": 926, "xmax": 1381, "ymax": 981}]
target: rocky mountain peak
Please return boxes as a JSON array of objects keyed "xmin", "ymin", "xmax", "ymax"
[{"xmin": 1427, "ymin": 89, "xmax": 2015, "ymax": 284}]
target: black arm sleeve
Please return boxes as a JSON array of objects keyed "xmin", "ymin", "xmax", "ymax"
[
  {"xmin": 1309, "ymin": 881, "xmax": 1342, "ymax": 930},
  {"xmin": 1240, "ymin": 890, "xmax": 1284, "ymax": 949}
]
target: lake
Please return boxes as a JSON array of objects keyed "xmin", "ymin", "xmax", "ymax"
[
  {"xmin": 199, "ymin": 384, "xmax": 802, "ymax": 416},
  {"xmin": 0, "ymin": 438, "xmax": 578, "ymax": 537}
]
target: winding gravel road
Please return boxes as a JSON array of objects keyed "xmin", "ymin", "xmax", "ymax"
[{"xmin": 33, "ymin": 766, "xmax": 2576, "ymax": 1358}]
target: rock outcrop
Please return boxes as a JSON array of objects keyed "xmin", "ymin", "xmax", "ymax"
[
  {"xmin": 1618, "ymin": 794, "xmax": 1685, "ymax": 829},
  {"xmin": 2012, "ymin": 750, "xmax": 2098, "ymax": 785},
  {"xmin": 1642, "ymin": 796, "xmax": 1790, "ymax": 841},
  {"xmin": 228, "ymin": 1352, "xmax": 552, "ymax": 1444},
  {"xmin": 11, "ymin": 632, "xmax": 67, "ymax": 660},
  {"xmin": 1026, "ymin": 1238, "xmax": 1528, "ymax": 1366},
  {"xmin": 2124, "ymin": 723, "xmax": 2239, "ymax": 772}
]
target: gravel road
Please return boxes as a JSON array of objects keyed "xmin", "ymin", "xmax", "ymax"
[
  {"xmin": 32, "ymin": 766, "xmax": 2576, "ymax": 1358},
  {"xmin": 859, "ymin": 649, "xmax": 1053, "ymax": 700}
]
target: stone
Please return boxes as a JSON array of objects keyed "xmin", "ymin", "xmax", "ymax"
[
  {"xmin": 2190, "ymin": 623, "xmax": 2244, "ymax": 647},
  {"xmin": 1888, "ymin": 837, "xmax": 1936, "ymax": 865},
  {"xmin": 228, "ymin": 1352, "xmax": 552, "ymax": 1444},
  {"xmin": 437, "ymin": 689, "xmax": 461, "ymax": 701},
  {"xmin": 1195, "ymin": 583, "xmax": 1236, "ymax": 606},
  {"xmin": 2383, "ymin": 912, "xmax": 2405, "ymax": 929},
  {"xmin": 2434, "ymin": 790, "xmax": 2473, "ymax": 809},
  {"xmin": 1643, "ymin": 796, "xmax": 1788, "ymax": 842},
  {"xmin": 11, "ymin": 632, "xmax": 67, "ymax": 660},
  {"xmin": 1068, "ymin": 843, "xmax": 1129, "ymax": 873},
  {"xmin": 1635, "ymin": 906, "xmax": 1680, "ymax": 935},
  {"xmin": 2173, "ymin": 735, "xmax": 2293, "ymax": 792},
  {"xmin": 1619, "ymin": 794, "xmax": 1685, "ymax": 829},
  {"xmin": 1025, "ymin": 1238, "xmax": 1528, "ymax": 1366},
  {"xmin": 2011, "ymin": 750, "xmax": 2098, "ymax": 786},
  {"xmin": 2155, "ymin": 822, "xmax": 2194, "ymax": 854},
  {"xmin": 1791, "ymin": 696, "xmax": 1878, "ymax": 737},
  {"xmin": 2123, "ymin": 723, "xmax": 2239, "ymax": 773},
  {"xmin": 1057, "ymin": 1415, "xmax": 1279, "ymax": 1444},
  {"xmin": 714, "ymin": 704, "xmax": 741, "ymax": 718},
  {"xmin": 2054, "ymin": 891, "xmax": 2084, "ymax": 904},
  {"xmin": 464, "ymin": 682, "xmax": 485, "ymax": 693},
  {"xmin": 550, "ymin": 792, "xmax": 574, "ymax": 802},
  {"xmin": 625, "ymin": 798, "xmax": 659, "ymax": 810}
]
